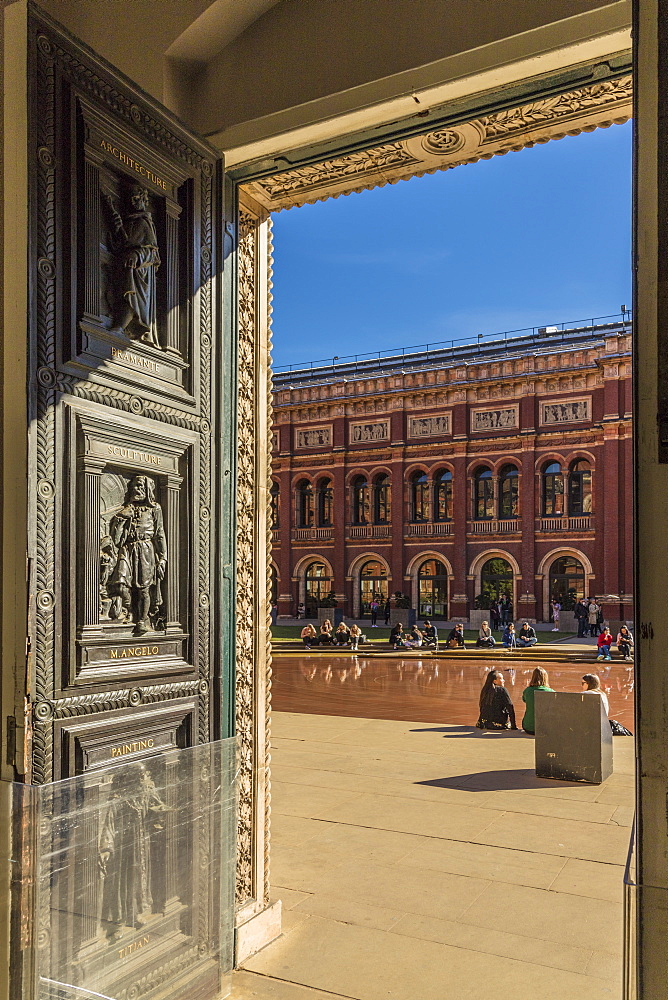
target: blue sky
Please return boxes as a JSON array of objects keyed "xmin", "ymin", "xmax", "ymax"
[{"xmin": 270, "ymin": 120, "xmax": 632, "ymax": 370}]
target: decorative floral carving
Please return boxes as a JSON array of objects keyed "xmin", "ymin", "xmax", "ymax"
[
  {"xmin": 236, "ymin": 210, "xmax": 258, "ymax": 904},
  {"xmin": 246, "ymin": 75, "xmax": 632, "ymax": 212}
]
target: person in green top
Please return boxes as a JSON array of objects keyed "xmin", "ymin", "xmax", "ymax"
[{"xmin": 521, "ymin": 667, "xmax": 554, "ymax": 734}]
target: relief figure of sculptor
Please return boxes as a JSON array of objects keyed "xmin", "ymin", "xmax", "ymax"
[
  {"xmin": 109, "ymin": 476, "xmax": 167, "ymax": 635},
  {"xmin": 107, "ymin": 184, "xmax": 161, "ymax": 348}
]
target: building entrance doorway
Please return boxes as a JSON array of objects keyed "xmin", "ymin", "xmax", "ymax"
[
  {"xmin": 359, "ymin": 560, "xmax": 388, "ymax": 617},
  {"xmin": 480, "ymin": 557, "xmax": 514, "ymax": 604},
  {"xmin": 305, "ymin": 561, "xmax": 332, "ymax": 617},
  {"xmin": 549, "ymin": 556, "xmax": 585, "ymax": 610},
  {"xmin": 417, "ymin": 559, "xmax": 448, "ymax": 619}
]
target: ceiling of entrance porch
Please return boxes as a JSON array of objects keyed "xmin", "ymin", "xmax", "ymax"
[{"xmin": 241, "ymin": 74, "xmax": 632, "ymax": 213}]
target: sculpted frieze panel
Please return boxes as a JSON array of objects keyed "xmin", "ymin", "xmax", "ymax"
[
  {"xmin": 350, "ymin": 420, "xmax": 389, "ymax": 443},
  {"xmin": 296, "ymin": 426, "xmax": 332, "ymax": 449},
  {"xmin": 471, "ymin": 405, "xmax": 519, "ymax": 432},
  {"xmin": 540, "ymin": 397, "xmax": 591, "ymax": 425},
  {"xmin": 408, "ymin": 414, "xmax": 451, "ymax": 438}
]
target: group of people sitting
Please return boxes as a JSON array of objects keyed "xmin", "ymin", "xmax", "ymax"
[
  {"xmin": 443, "ymin": 621, "xmax": 539, "ymax": 650},
  {"xmin": 477, "ymin": 667, "xmax": 625, "ymax": 733},
  {"xmin": 595, "ymin": 625, "xmax": 634, "ymax": 661},
  {"xmin": 389, "ymin": 620, "xmax": 439, "ymax": 649},
  {"xmin": 301, "ymin": 620, "xmax": 364, "ymax": 650}
]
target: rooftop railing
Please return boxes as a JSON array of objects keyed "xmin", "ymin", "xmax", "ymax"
[{"xmin": 273, "ymin": 310, "xmax": 633, "ymax": 383}]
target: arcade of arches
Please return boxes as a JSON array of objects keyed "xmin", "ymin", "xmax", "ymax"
[{"xmin": 272, "ymin": 318, "xmax": 632, "ymax": 626}]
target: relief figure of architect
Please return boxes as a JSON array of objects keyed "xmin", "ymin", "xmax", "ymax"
[
  {"xmin": 108, "ymin": 184, "xmax": 161, "ymax": 348},
  {"xmin": 109, "ymin": 476, "xmax": 167, "ymax": 635}
]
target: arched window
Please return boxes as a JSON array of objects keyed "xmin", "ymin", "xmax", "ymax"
[
  {"xmin": 480, "ymin": 557, "xmax": 513, "ymax": 604},
  {"xmin": 418, "ymin": 559, "xmax": 448, "ymax": 618},
  {"xmin": 359, "ymin": 559, "xmax": 388, "ymax": 617},
  {"xmin": 569, "ymin": 459, "xmax": 592, "ymax": 515},
  {"xmin": 549, "ymin": 556, "xmax": 585, "ymax": 610},
  {"xmin": 351, "ymin": 476, "xmax": 370, "ymax": 524},
  {"xmin": 373, "ymin": 474, "xmax": 391, "ymax": 524},
  {"xmin": 473, "ymin": 467, "xmax": 494, "ymax": 519},
  {"xmin": 498, "ymin": 464, "xmax": 519, "ymax": 519},
  {"xmin": 434, "ymin": 469, "xmax": 453, "ymax": 521},
  {"xmin": 542, "ymin": 461, "xmax": 564, "ymax": 516},
  {"xmin": 296, "ymin": 479, "xmax": 314, "ymax": 527},
  {"xmin": 270, "ymin": 481, "xmax": 280, "ymax": 528},
  {"xmin": 304, "ymin": 561, "xmax": 332, "ymax": 616},
  {"xmin": 317, "ymin": 478, "xmax": 334, "ymax": 527},
  {"xmin": 411, "ymin": 471, "xmax": 429, "ymax": 522}
]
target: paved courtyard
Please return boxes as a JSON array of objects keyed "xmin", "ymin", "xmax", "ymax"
[{"xmin": 231, "ymin": 711, "xmax": 635, "ymax": 1000}]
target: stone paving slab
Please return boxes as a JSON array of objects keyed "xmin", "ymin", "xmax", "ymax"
[{"xmin": 233, "ymin": 712, "xmax": 633, "ymax": 999}]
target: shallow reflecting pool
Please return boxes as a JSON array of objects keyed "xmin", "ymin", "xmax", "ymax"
[{"xmin": 272, "ymin": 654, "xmax": 635, "ymax": 730}]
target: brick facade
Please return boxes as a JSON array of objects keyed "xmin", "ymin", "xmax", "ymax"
[{"xmin": 271, "ymin": 322, "xmax": 633, "ymax": 625}]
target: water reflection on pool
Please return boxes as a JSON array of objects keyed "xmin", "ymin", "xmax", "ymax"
[{"xmin": 272, "ymin": 654, "xmax": 635, "ymax": 729}]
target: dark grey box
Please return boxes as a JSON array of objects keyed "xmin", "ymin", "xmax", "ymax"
[{"xmin": 534, "ymin": 691, "xmax": 613, "ymax": 783}]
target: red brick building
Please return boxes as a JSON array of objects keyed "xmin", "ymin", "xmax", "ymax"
[{"xmin": 270, "ymin": 320, "xmax": 632, "ymax": 625}]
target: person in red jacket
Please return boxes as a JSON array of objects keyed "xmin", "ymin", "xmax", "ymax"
[{"xmin": 597, "ymin": 627, "xmax": 613, "ymax": 661}]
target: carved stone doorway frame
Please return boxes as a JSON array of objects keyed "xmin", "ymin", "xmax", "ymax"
[{"xmin": 232, "ymin": 63, "xmax": 632, "ymax": 957}]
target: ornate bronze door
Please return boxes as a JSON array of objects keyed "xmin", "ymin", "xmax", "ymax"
[{"xmin": 21, "ymin": 9, "xmax": 235, "ymax": 999}]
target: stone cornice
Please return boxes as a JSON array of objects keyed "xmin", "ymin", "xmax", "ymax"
[{"xmin": 244, "ymin": 75, "xmax": 632, "ymax": 212}]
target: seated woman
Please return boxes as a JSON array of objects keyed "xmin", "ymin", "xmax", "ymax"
[
  {"xmin": 405, "ymin": 625, "xmax": 423, "ymax": 648},
  {"xmin": 476, "ymin": 621, "xmax": 495, "ymax": 648},
  {"xmin": 596, "ymin": 627, "xmax": 613, "ymax": 662},
  {"xmin": 521, "ymin": 667, "xmax": 554, "ymax": 734},
  {"xmin": 581, "ymin": 673, "xmax": 609, "ymax": 715},
  {"xmin": 321, "ymin": 618, "xmax": 333, "ymax": 635},
  {"xmin": 390, "ymin": 623, "xmax": 405, "ymax": 648},
  {"xmin": 318, "ymin": 622, "xmax": 333, "ymax": 645},
  {"xmin": 446, "ymin": 624, "xmax": 465, "ymax": 648},
  {"xmin": 502, "ymin": 623, "xmax": 517, "ymax": 649},
  {"xmin": 617, "ymin": 626, "xmax": 634, "ymax": 661},
  {"xmin": 301, "ymin": 624, "xmax": 317, "ymax": 649},
  {"xmin": 349, "ymin": 624, "xmax": 363, "ymax": 651},
  {"xmin": 517, "ymin": 622, "xmax": 538, "ymax": 647},
  {"xmin": 476, "ymin": 670, "xmax": 518, "ymax": 730},
  {"xmin": 333, "ymin": 622, "xmax": 351, "ymax": 646}
]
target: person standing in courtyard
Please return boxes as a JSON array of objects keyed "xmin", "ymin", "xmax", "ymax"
[
  {"xmin": 476, "ymin": 670, "xmax": 518, "ymax": 730},
  {"xmin": 500, "ymin": 595, "xmax": 512, "ymax": 625},
  {"xmin": 588, "ymin": 599, "xmax": 600, "ymax": 637},
  {"xmin": 489, "ymin": 600, "xmax": 501, "ymax": 632},
  {"xmin": 370, "ymin": 599, "xmax": 379, "ymax": 627},
  {"xmin": 551, "ymin": 599, "xmax": 561, "ymax": 631},
  {"xmin": 384, "ymin": 599, "xmax": 391, "ymax": 625},
  {"xmin": 521, "ymin": 667, "xmax": 554, "ymax": 734},
  {"xmin": 574, "ymin": 598, "xmax": 588, "ymax": 637}
]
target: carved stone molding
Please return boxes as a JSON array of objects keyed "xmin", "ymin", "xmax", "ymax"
[
  {"xmin": 243, "ymin": 75, "xmax": 632, "ymax": 212},
  {"xmin": 235, "ymin": 197, "xmax": 274, "ymax": 921}
]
